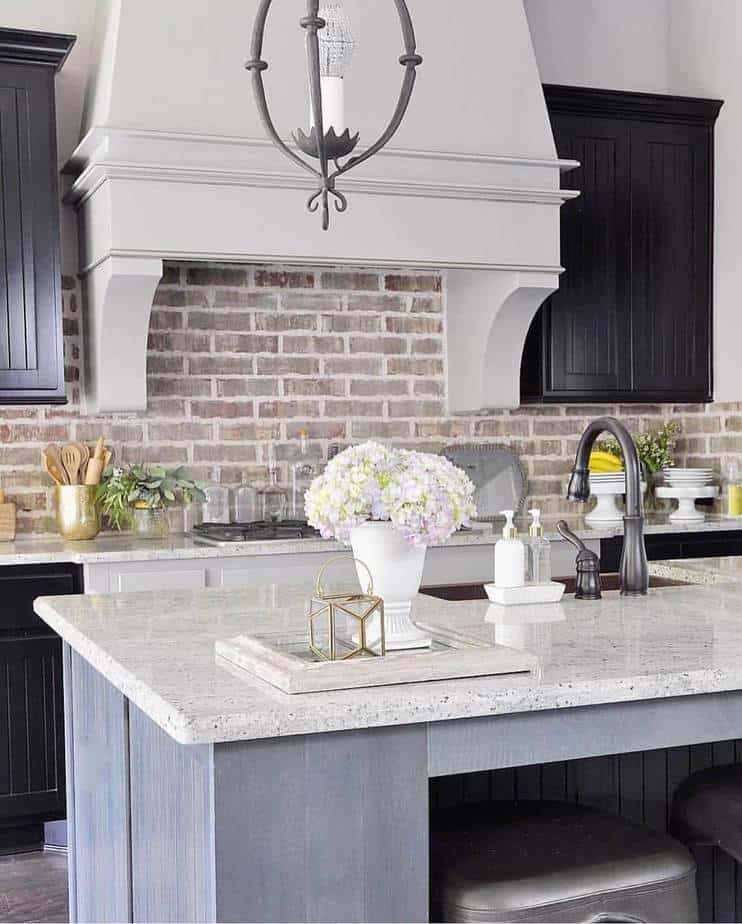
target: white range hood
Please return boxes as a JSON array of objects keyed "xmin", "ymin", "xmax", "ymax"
[{"xmin": 67, "ymin": 0, "xmax": 577, "ymax": 413}]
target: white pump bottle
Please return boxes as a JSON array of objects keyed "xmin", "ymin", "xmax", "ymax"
[{"xmin": 494, "ymin": 509, "xmax": 525, "ymax": 589}]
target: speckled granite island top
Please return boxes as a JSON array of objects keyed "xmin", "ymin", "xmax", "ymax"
[{"xmin": 34, "ymin": 579, "xmax": 742, "ymax": 746}]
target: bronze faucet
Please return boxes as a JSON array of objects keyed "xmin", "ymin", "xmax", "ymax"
[{"xmin": 567, "ymin": 417, "xmax": 649, "ymax": 596}]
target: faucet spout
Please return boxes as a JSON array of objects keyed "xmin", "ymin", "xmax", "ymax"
[{"xmin": 567, "ymin": 416, "xmax": 648, "ymax": 596}]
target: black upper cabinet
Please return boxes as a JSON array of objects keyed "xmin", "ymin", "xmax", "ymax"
[
  {"xmin": 0, "ymin": 29, "xmax": 75, "ymax": 405},
  {"xmin": 521, "ymin": 85, "xmax": 722, "ymax": 404}
]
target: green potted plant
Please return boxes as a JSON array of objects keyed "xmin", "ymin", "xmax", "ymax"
[{"xmin": 97, "ymin": 465, "xmax": 205, "ymax": 538}]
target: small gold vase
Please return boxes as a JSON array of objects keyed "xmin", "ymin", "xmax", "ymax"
[{"xmin": 55, "ymin": 485, "xmax": 100, "ymax": 541}]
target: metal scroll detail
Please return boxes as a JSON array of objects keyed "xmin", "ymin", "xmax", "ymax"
[{"xmin": 245, "ymin": 0, "xmax": 423, "ymax": 230}]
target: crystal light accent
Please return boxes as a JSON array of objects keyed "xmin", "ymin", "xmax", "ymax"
[{"xmin": 318, "ymin": 2, "xmax": 356, "ymax": 77}]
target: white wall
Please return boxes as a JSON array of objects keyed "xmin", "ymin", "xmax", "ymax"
[
  {"xmin": 524, "ymin": 0, "xmax": 669, "ymax": 93},
  {"xmin": 667, "ymin": 1, "xmax": 742, "ymax": 403},
  {"xmin": 2, "ymin": 0, "xmax": 96, "ymax": 162}
]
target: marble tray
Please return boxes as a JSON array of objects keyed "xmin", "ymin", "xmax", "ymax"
[{"xmin": 215, "ymin": 622, "xmax": 536, "ymax": 694}]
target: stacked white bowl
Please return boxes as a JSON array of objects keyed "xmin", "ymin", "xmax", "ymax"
[
  {"xmin": 657, "ymin": 468, "xmax": 718, "ymax": 522},
  {"xmin": 662, "ymin": 467, "xmax": 714, "ymax": 488}
]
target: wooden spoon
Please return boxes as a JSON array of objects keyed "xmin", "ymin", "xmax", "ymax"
[
  {"xmin": 44, "ymin": 445, "xmax": 68, "ymax": 485},
  {"xmin": 61, "ymin": 443, "xmax": 83, "ymax": 486},
  {"xmin": 74, "ymin": 442, "xmax": 90, "ymax": 481}
]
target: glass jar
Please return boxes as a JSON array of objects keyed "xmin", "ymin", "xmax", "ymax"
[
  {"xmin": 131, "ymin": 506, "xmax": 169, "ymax": 539},
  {"xmin": 202, "ymin": 485, "xmax": 231, "ymax": 524},
  {"xmin": 726, "ymin": 461, "xmax": 742, "ymax": 517},
  {"xmin": 260, "ymin": 477, "xmax": 288, "ymax": 523},
  {"xmin": 235, "ymin": 479, "xmax": 259, "ymax": 523}
]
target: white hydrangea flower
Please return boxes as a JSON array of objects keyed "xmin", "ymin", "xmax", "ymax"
[{"xmin": 305, "ymin": 441, "xmax": 477, "ymax": 546}]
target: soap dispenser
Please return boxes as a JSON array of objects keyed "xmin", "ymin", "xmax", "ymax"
[
  {"xmin": 525, "ymin": 508, "xmax": 551, "ymax": 584},
  {"xmin": 494, "ymin": 510, "xmax": 525, "ymax": 589}
]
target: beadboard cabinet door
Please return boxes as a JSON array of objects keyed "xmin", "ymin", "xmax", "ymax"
[
  {"xmin": 630, "ymin": 120, "xmax": 712, "ymax": 398},
  {"xmin": 0, "ymin": 29, "xmax": 75, "ymax": 404},
  {"xmin": 521, "ymin": 85, "xmax": 721, "ymax": 404},
  {"xmin": 543, "ymin": 115, "xmax": 633, "ymax": 398},
  {"xmin": 0, "ymin": 562, "xmax": 82, "ymax": 851}
]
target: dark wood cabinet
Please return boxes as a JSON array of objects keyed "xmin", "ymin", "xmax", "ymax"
[
  {"xmin": 0, "ymin": 29, "xmax": 75, "ymax": 405},
  {"xmin": 0, "ymin": 563, "xmax": 82, "ymax": 852},
  {"xmin": 521, "ymin": 85, "xmax": 722, "ymax": 404}
]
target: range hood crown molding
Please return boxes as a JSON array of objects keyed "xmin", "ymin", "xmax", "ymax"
[{"xmin": 71, "ymin": 126, "xmax": 576, "ymax": 412}]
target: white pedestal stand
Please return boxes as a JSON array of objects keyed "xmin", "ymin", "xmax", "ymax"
[
  {"xmin": 655, "ymin": 485, "xmax": 719, "ymax": 522},
  {"xmin": 585, "ymin": 481, "xmax": 647, "ymax": 525}
]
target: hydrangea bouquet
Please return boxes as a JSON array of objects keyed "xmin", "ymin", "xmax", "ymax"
[{"xmin": 305, "ymin": 441, "xmax": 477, "ymax": 547}]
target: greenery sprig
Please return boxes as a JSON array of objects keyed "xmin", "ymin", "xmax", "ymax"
[
  {"xmin": 596, "ymin": 420, "xmax": 681, "ymax": 475},
  {"xmin": 97, "ymin": 464, "xmax": 206, "ymax": 531}
]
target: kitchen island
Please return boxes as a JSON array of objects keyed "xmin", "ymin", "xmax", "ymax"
[{"xmin": 35, "ymin": 580, "xmax": 742, "ymax": 923}]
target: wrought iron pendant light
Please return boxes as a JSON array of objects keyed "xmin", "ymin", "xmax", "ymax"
[{"xmin": 246, "ymin": 0, "xmax": 422, "ymax": 230}]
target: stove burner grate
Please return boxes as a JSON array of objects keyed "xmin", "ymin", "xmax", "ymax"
[{"xmin": 192, "ymin": 520, "xmax": 322, "ymax": 543}]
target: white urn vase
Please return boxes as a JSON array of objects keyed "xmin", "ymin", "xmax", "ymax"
[{"xmin": 350, "ymin": 520, "xmax": 431, "ymax": 650}]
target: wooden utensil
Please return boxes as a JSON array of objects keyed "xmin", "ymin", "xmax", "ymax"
[
  {"xmin": 84, "ymin": 436, "xmax": 108, "ymax": 486},
  {"xmin": 61, "ymin": 444, "xmax": 83, "ymax": 485},
  {"xmin": 74, "ymin": 442, "xmax": 90, "ymax": 481},
  {"xmin": 44, "ymin": 445, "xmax": 68, "ymax": 485}
]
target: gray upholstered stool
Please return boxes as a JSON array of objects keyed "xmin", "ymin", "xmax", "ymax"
[
  {"xmin": 431, "ymin": 801, "xmax": 698, "ymax": 923},
  {"xmin": 670, "ymin": 763, "xmax": 742, "ymax": 862}
]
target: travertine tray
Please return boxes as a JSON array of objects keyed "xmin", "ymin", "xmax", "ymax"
[{"xmin": 215, "ymin": 622, "xmax": 536, "ymax": 694}]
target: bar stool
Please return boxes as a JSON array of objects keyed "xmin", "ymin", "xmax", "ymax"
[
  {"xmin": 670, "ymin": 763, "xmax": 742, "ymax": 862},
  {"xmin": 431, "ymin": 801, "xmax": 698, "ymax": 923}
]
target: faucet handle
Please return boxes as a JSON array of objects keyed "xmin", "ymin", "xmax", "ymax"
[
  {"xmin": 556, "ymin": 520, "xmax": 602, "ymax": 601},
  {"xmin": 556, "ymin": 520, "xmax": 587, "ymax": 551}
]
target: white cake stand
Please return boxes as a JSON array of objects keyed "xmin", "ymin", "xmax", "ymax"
[
  {"xmin": 655, "ymin": 485, "xmax": 719, "ymax": 522},
  {"xmin": 585, "ymin": 481, "xmax": 647, "ymax": 524}
]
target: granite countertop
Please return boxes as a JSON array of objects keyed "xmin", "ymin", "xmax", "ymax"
[
  {"xmin": 650, "ymin": 555, "xmax": 742, "ymax": 585},
  {"xmin": 34, "ymin": 578, "xmax": 742, "ymax": 746},
  {"xmin": 3, "ymin": 513, "xmax": 742, "ymax": 566}
]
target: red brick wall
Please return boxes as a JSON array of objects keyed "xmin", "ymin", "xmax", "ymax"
[{"xmin": 0, "ymin": 262, "xmax": 734, "ymax": 534}]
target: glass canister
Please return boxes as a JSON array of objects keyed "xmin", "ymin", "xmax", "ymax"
[
  {"xmin": 260, "ymin": 468, "xmax": 288, "ymax": 523},
  {"xmin": 55, "ymin": 485, "xmax": 100, "ymax": 540},
  {"xmin": 202, "ymin": 484, "xmax": 231, "ymax": 524},
  {"xmin": 260, "ymin": 443, "xmax": 288, "ymax": 523},
  {"xmin": 131, "ymin": 506, "xmax": 169, "ymax": 539},
  {"xmin": 235, "ymin": 476, "xmax": 259, "ymax": 523}
]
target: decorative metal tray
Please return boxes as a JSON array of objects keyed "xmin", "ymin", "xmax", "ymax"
[
  {"xmin": 215, "ymin": 622, "xmax": 536, "ymax": 694},
  {"xmin": 442, "ymin": 443, "xmax": 527, "ymax": 520}
]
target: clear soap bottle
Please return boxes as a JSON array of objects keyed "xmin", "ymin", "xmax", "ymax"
[{"xmin": 524, "ymin": 508, "xmax": 551, "ymax": 584}]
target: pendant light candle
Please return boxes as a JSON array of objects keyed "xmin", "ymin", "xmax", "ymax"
[{"xmin": 245, "ymin": 0, "xmax": 422, "ymax": 229}]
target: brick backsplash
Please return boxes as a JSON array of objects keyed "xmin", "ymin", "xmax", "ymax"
[{"xmin": 0, "ymin": 262, "xmax": 738, "ymax": 535}]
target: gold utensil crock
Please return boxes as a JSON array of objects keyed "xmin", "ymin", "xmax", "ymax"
[{"xmin": 55, "ymin": 485, "xmax": 100, "ymax": 540}]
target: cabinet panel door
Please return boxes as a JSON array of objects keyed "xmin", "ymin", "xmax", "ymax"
[
  {"xmin": 0, "ymin": 63, "xmax": 64, "ymax": 402},
  {"xmin": 630, "ymin": 121, "xmax": 712, "ymax": 399},
  {"xmin": 0, "ymin": 635, "xmax": 65, "ymax": 822},
  {"xmin": 116, "ymin": 568, "xmax": 206, "ymax": 593},
  {"xmin": 546, "ymin": 115, "xmax": 632, "ymax": 396}
]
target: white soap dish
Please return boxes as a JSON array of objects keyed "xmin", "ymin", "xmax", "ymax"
[{"xmin": 484, "ymin": 582, "xmax": 566, "ymax": 606}]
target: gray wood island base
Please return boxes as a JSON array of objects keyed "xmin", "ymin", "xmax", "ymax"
[{"xmin": 35, "ymin": 580, "xmax": 742, "ymax": 923}]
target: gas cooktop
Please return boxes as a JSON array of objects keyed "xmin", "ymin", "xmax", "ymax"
[{"xmin": 189, "ymin": 520, "xmax": 323, "ymax": 546}]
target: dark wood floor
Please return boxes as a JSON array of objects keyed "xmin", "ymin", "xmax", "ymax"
[{"xmin": 0, "ymin": 850, "xmax": 68, "ymax": 923}]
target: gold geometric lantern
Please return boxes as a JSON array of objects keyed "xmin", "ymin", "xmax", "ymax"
[{"xmin": 308, "ymin": 556, "xmax": 385, "ymax": 661}]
